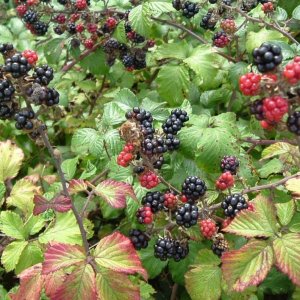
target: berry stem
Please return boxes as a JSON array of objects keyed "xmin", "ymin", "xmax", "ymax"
[{"xmin": 241, "ymin": 137, "xmax": 298, "ymax": 146}]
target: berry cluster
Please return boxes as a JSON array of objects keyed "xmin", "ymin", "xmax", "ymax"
[
  {"xmin": 0, "ymin": 44, "xmax": 59, "ymax": 139},
  {"xmin": 220, "ymin": 19, "xmax": 236, "ymax": 34},
  {"xmin": 287, "ymin": 112, "xmax": 300, "ymax": 136},
  {"xmin": 283, "ymin": 57, "xmax": 300, "ymax": 84},
  {"xmin": 215, "ymin": 171, "xmax": 235, "ymax": 191},
  {"xmin": 154, "ymin": 237, "xmax": 189, "ymax": 261},
  {"xmin": 172, "ymin": 1, "xmax": 199, "ymax": 18},
  {"xmin": 117, "ymin": 142, "xmax": 135, "ymax": 167},
  {"xmin": 175, "ymin": 203, "xmax": 199, "ymax": 228},
  {"xmin": 163, "ymin": 192, "xmax": 177, "ymax": 209},
  {"xmin": 136, "ymin": 206, "xmax": 153, "ymax": 224},
  {"xmin": 141, "ymin": 191, "xmax": 165, "ymax": 212},
  {"xmin": 262, "ymin": 2, "xmax": 274, "ymax": 13},
  {"xmin": 200, "ymin": 11, "xmax": 217, "ymax": 30},
  {"xmin": 220, "ymin": 155, "xmax": 239, "ymax": 175},
  {"xmin": 129, "ymin": 229, "xmax": 149, "ymax": 250},
  {"xmin": 212, "ymin": 234, "xmax": 229, "ymax": 257},
  {"xmin": 181, "ymin": 176, "xmax": 206, "ymax": 202},
  {"xmin": 221, "ymin": 193, "xmax": 248, "ymax": 217},
  {"xmin": 212, "ymin": 31, "xmax": 230, "ymax": 48},
  {"xmin": 200, "ymin": 219, "xmax": 217, "ymax": 239},
  {"xmin": 239, "ymin": 73, "xmax": 261, "ymax": 96}
]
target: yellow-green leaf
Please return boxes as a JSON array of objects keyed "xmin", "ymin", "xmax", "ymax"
[
  {"xmin": 276, "ymin": 200, "xmax": 295, "ymax": 226},
  {"xmin": 0, "ymin": 211, "xmax": 26, "ymax": 240}
]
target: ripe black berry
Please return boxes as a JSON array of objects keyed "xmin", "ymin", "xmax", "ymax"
[
  {"xmin": 0, "ymin": 104, "xmax": 13, "ymax": 120},
  {"xmin": 142, "ymin": 191, "xmax": 165, "ymax": 213},
  {"xmin": 0, "ymin": 79, "xmax": 15, "ymax": 102},
  {"xmin": 173, "ymin": 240, "xmax": 189, "ymax": 262},
  {"xmin": 133, "ymin": 165, "xmax": 145, "ymax": 174},
  {"xmin": 33, "ymin": 21, "xmax": 48, "ymax": 36},
  {"xmin": 175, "ymin": 203, "xmax": 198, "ymax": 228},
  {"xmin": 241, "ymin": 0, "xmax": 257, "ymax": 12},
  {"xmin": 287, "ymin": 111, "xmax": 300, "ymax": 135},
  {"xmin": 103, "ymin": 38, "xmax": 120, "ymax": 53},
  {"xmin": 154, "ymin": 238, "xmax": 174, "ymax": 261},
  {"xmin": 153, "ymin": 156, "xmax": 164, "ymax": 169},
  {"xmin": 129, "ymin": 229, "xmax": 149, "ymax": 250},
  {"xmin": 23, "ymin": 10, "xmax": 38, "ymax": 24},
  {"xmin": 209, "ymin": 0, "xmax": 217, "ymax": 3},
  {"xmin": 67, "ymin": 23, "xmax": 77, "ymax": 35},
  {"xmin": 172, "ymin": 0, "xmax": 182, "ymax": 10},
  {"xmin": 200, "ymin": 12, "xmax": 217, "ymax": 30},
  {"xmin": 212, "ymin": 236, "xmax": 229, "ymax": 256},
  {"xmin": 54, "ymin": 26, "xmax": 64, "ymax": 35},
  {"xmin": 122, "ymin": 54, "xmax": 135, "ymax": 68},
  {"xmin": 0, "ymin": 43, "xmax": 14, "ymax": 55},
  {"xmin": 33, "ymin": 65, "xmax": 54, "ymax": 86},
  {"xmin": 253, "ymin": 43, "xmax": 282, "ymax": 73},
  {"xmin": 221, "ymin": 193, "xmax": 248, "ymax": 217},
  {"xmin": 58, "ymin": 0, "xmax": 68, "ymax": 4},
  {"xmin": 181, "ymin": 1, "xmax": 199, "ymax": 18},
  {"xmin": 249, "ymin": 99, "xmax": 264, "ymax": 121},
  {"xmin": 4, "ymin": 54, "xmax": 32, "ymax": 78},
  {"xmin": 162, "ymin": 109, "xmax": 189, "ymax": 135},
  {"xmin": 220, "ymin": 155, "xmax": 239, "ymax": 175},
  {"xmin": 44, "ymin": 88, "xmax": 60, "ymax": 106},
  {"xmin": 14, "ymin": 108, "xmax": 35, "ymax": 130},
  {"xmin": 182, "ymin": 176, "xmax": 206, "ymax": 201},
  {"xmin": 165, "ymin": 133, "xmax": 180, "ymax": 151},
  {"xmin": 142, "ymin": 137, "xmax": 167, "ymax": 155}
]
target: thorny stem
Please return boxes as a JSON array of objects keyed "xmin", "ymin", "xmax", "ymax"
[{"xmin": 241, "ymin": 137, "xmax": 298, "ymax": 146}]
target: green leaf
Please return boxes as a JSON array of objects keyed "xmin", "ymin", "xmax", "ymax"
[
  {"xmin": 261, "ymin": 142, "xmax": 296, "ymax": 159},
  {"xmin": 0, "ymin": 211, "xmax": 26, "ymax": 240},
  {"xmin": 44, "ymin": 38, "xmax": 64, "ymax": 64},
  {"xmin": 39, "ymin": 211, "xmax": 82, "ymax": 245},
  {"xmin": 139, "ymin": 239, "xmax": 168, "ymax": 279},
  {"xmin": 71, "ymin": 128, "xmax": 103, "ymax": 157},
  {"xmin": 223, "ymin": 195, "xmax": 278, "ymax": 237},
  {"xmin": 80, "ymin": 160, "xmax": 97, "ymax": 180},
  {"xmin": 185, "ymin": 250, "xmax": 222, "ymax": 300},
  {"xmin": 273, "ymin": 233, "xmax": 300, "ymax": 285},
  {"xmin": 222, "ymin": 240, "xmax": 274, "ymax": 292},
  {"xmin": 246, "ymin": 29, "xmax": 288, "ymax": 53},
  {"xmin": 156, "ymin": 64, "xmax": 189, "ymax": 105},
  {"xmin": 102, "ymin": 102, "xmax": 126, "ymax": 126},
  {"xmin": 23, "ymin": 214, "xmax": 45, "ymax": 237},
  {"xmin": 129, "ymin": 4, "xmax": 151, "ymax": 37},
  {"xmin": 61, "ymin": 157, "xmax": 79, "ymax": 180},
  {"xmin": 275, "ymin": 200, "xmax": 295, "ymax": 226},
  {"xmin": 292, "ymin": 5, "xmax": 300, "ymax": 20},
  {"xmin": 147, "ymin": 2, "xmax": 175, "ymax": 13},
  {"xmin": 113, "ymin": 20, "xmax": 127, "ymax": 44},
  {"xmin": 258, "ymin": 158, "xmax": 283, "ymax": 178},
  {"xmin": 200, "ymin": 89, "xmax": 232, "ymax": 107},
  {"xmin": 289, "ymin": 212, "xmax": 300, "ymax": 232},
  {"xmin": 155, "ymin": 41, "xmax": 191, "ymax": 60},
  {"xmin": 1, "ymin": 241, "xmax": 28, "ymax": 272},
  {"xmin": 228, "ymin": 62, "xmax": 249, "ymax": 90},
  {"xmin": 113, "ymin": 88, "xmax": 139, "ymax": 110},
  {"xmin": 7, "ymin": 179, "xmax": 36, "ymax": 215},
  {"xmin": 275, "ymin": 7, "xmax": 288, "ymax": 21},
  {"xmin": 0, "ymin": 140, "xmax": 24, "ymax": 182},
  {"xmin": 15, "ymin": 243, "xmax": 44, "ymax": 274},
  {"xmin": 140, "ymin": 98, "xmax": 168, "ymax": 121},
  {"xmin": 80, "ymin": 48, "xmax": 109, "ymax": 76},
  {"xmin": 0, "ymin": 25, "xmax": 13, "ymax": 43}
]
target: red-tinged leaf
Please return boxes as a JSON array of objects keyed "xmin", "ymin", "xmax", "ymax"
[
  {"xmin": 10, "ymin": 263, "xmax": 44, "ymax": 300},
  {"xmin": 44, "ymin": 269, "xmax": 66, "ymax": 299},
  {"xmin": 222, "ymin": 240, "xmax": 274, "ymax": 292},
  {"xmin": 273, "ymin": 233, "xmax": 300, "ymax": 285},
  {"xmin": 94, "ymin": 231, "xmax": 147, "ymax": 279},
  {"xmin": 42, "ymin": 243, "xmax": 86, "ymax": 275},
  {"xmin": 33, "ymin": 195, "xmax": 72, "ymax": 215},
  {"xmin": 94, "ymin": 179, "xmax": 137, "ymax": 209},
  {"xmin": 53, "ymin": 264, "xmax": 97, "ymax": 300},
  {"xmin": 223, "ymin": 195, "xmax": 277, "ymax": 237},
  {"xmin": 68, "ymin": 179, "xmax": 88, "ymax": 194},
  {"xmin": 96, "ymin": 270, "xmax": 140, "ymax": 300}
]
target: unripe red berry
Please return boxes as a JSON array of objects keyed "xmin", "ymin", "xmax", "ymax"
[
  {"xmin": 70, "ymin": 13, "xmax": 80, "ymax": 22},
  {"xmin": 87, "ymin": 23, "xmax": 98, "ymax": 33},
  {"xmin": 262, "ymin": 96, "xmax": 288, "ymax": 123},
  {"xmin": 76, "ymin": 23, "xmax": 85, "ymax": 33},
  {"xmin": 56, "ymin": 13, "xmax": 66, "ymax": 24},
  {"xmin": 75, "ymin": 0, "xmax": 87, "ymax": 10},
  {"xmin": 283, "ymin": 57, "xmax": 300, "ymax": 84},
  {"xmin": 215, "ymin": 171, "xmax": 235, "ymax": 191},
  {"xmin": 163, "ymin": 192, "xmax": 177, "ymax": 209},
  {"xmin": 22, "ymin": 49, "xmax": 38, "ymax": 65},
  {"xmin": 16, "ymin": 4, "xmax": 27, "ymax": 16},
  {"xmin": 84, "ymin": 39, "xmax": 94, "ymax": 49},
  {"xmin": 262, "ymin": 2, "xmax": 274, "ymax": 13},
  {"xmin": 239, "ymin": 73, "xmax": 261, "ymax": 96},
  {"xmin": 200, "ymin": 219, "xmax": 217, "ymax": 239},
  {"xmin": 139, "ymin": 170, "xmax": 159, "ymax": 189},
  {"xmin": 106, "ymin": 17, "xmax": 117, "ymax": 30}
]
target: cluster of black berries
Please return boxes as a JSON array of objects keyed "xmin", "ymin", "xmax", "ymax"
[
  {"xmin": 129, "ymin": 229, "xmax": 149, "ymax": 250},
  {"xmin": 33, "ymin": 64, "xmax": 54, "ymax": 86},
  {"xmin": 0, "ymin": 79, "xmax": 15, "ymax": 102},
  {"xmin": 142, "ymin": 191, "xmax": 165, "ymax": 212},
  {"xmin": 181, "ymin": 176, "xmax": 207, "ymax": 202},
  {"xmin": 287, "ymin": 111, "xmax": 300, "ymax": 135},
  {"xmin": 14, "ymin": 108, "xmax": 35, "ymax": 130},
  {"xmin": 200, "ymin": 11, "xmax": 217, "ymax": 30},
  {"xmin": 172, "ymin": 1, "xmax": 199, "ymax": 18},
  {"xmin": 212, "ymin": 235, "xmax": 229, "ymax": 257},
  {"xmin": 175, "ymin": 203, "xmax": 199, "ymax": 228},
  {"xmin": 253, "ymin": 43, "xmax": 283, "ymax": 73},
  {"xmin": 23, "ymin": 10, "xmax": 48, "ymax": 36},
  {"xmin": 221, "ymin": 193, "xmax": 248, "ymax": 217},
  {"xmin": 3, "ymin": 54, "xmax": 32, "ymax": 78},
  {"xmin": 154, "ymin": 237, "xmax": 189, "ymax": 261},
  {"xmin": 220, "ymin": 155, "xmax": 239, "ymax": 175},
  {"xmin": 250, "ymin": 99, "xmax": 264, "ymax": 121}
]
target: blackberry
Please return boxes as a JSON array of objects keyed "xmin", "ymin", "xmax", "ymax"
[
  {"xmin": 23, "ymin": 10, "xmax": 38, "ymax": 24},
  {"xmin": 4, "ymin": 54, "xmax": 32, "ymax": 78},
  {"xmin": 54, "ymin": 26, "xmax": 64, "ymax": 35},
  {"xmin": 142, "ymin": 137, "xmax": 167, "ymax": 155},
  {"xmin": 70, "ymin": 38, "xmax": 81, "ymax": 48},
  {"xmin": 253, "ymin": 43, "xmax": 282, "ymax": 73},
  {"xmin": 241, "ymin": 0, "xmax": 257, "ymax": 12},
  {"xmin": 258, "ymin": 0, "xmax": 269, "ymax": 3},
  {"xmin": 118, "ymin": 43, "xmax": 129, "ymax": 58},
  {"xmin": 181, "ymin": 176, "xmax": 206, "ymax": 201},
  {"xmin": 220, "ymin": 155, "xmax": 239, "ymax": 175},
  {"xmin": 67, "ymin": 23, "xmax": 77, "ymax": 35},
  {"xmin": 200, "ymin": 12, "xmax": 217, "ymax": 30},
  {"xmin": 212, "ymin": 31, "xmax": 229, "ymax": 48},
  {"xmin": 162, "ymin": 109, "xmax": 189, "ymax": 135},
  {"xmin": 173, "ymin": 240, "xmax": 189, "ymax": 261},
  {"xmin": 132, "ymin": 33, "xmax": 145, "ymax": 44},
  {"xmin": 142, "ymin": 191, "xmax": 165, "ymax": 213},
  {"xmin": 133, "ymin": 50, "xmax": 147, "ymax": 70},
  {"xmin": 153, "ymin": 156, "xmax": 164, "ymax": 169},
  {"xmin": 0, "ymin": 104, "xmax": 13, "ymax": 120},
  {"xmin": 212, "ymin": 236, "xmax": 229, "ymax": 256},
  {"xmin": 221, "ymin": 193, "xmax": 248, "ymax": 217},
  {"xmin": 136, "ymin": 205, "xmax": 153, "ymax": 224},
  {"xmin": 29, "ymin": 124, "xmax": 47, "ymax": 140},
  {"xmin": 33, "ymin": 21, "xmax": 48, "ymax": 36},
  {"xmin": 219, "ymin": 0, "xmax": 232, "ymax": 14},
  {"xmin": 172, "ymin": 0, "xmax": 182, "ymax": 10},
  {"xmin": 33, "ymin": 65, "xmax": 54, "ymax": 86},
  {"xmin": 250, "ymin": 99, "xmax": 264, "ymax": 121},
  {"xmin": 133, "ymin": 165, "xmax": 145, "ymax": 174},
  {"xmin": 181, "ymin": 1, "xmax": 199, "ymax": 18},
  {"xmin": 0, "ymin": 43, "xmax": 14, "ymax": 55},
  {"xmin": 287, "ymin": 111, "xmax": 300, "ymax": 135},
  {"xmin": 44, "ymin": 88, "xmax": 60, "ymax": 106},
  {"xmin": 209, "ymin": 0, "xmax": 217, "ymax": 3},
  {"xmin": 154, "ymin": 237, "xmax": 174, "ymax": 261},
  {"xmin": 175, "ymin": 203, "xmax": 198, "ymax": 228},
  {"xmin": 0, "ymin": 79, "xmax": 15, "ymax": 102},
  {"xmin": 103, "ymin": 38, "xmax": 120, "ymax": 53},
  {"xmin": 58, "ymin": 0, "xmax": 68, "ymax": 4},
  {"xmin": 122, "ymin": 54, "xmax": 135, "ymax": 68},
  {"xmin": 125, "ymin": 22, "xmax": 132, "ymax": 33},
  {"xmin": 14, "ymin": 108, "xmax": 35, "ymax": 130},
  {"xmin": 129, "ymin": 229, "xmax": 149, "ymax": 250},
  {"xmin": 165, "ymin": 133, "xmax": 180, "ymax": 151}
]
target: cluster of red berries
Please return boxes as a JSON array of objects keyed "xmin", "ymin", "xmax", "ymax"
[
  {"xmin": 138, "ymin": 170, "xmax": 159, "ymax": 189},
  {"xmin": 117, "ymin": 142, "xmax": 135, "ymax": 167},
  {"xmin": 283, "ymin": 57, "xmax": 300, "ymax": 84},
  {"xmin": 163, "ymin": 192, "xmax": 177, "ymax": 209},
  {"xmin": 215, "ymin": 171, "xmax": 235, "ymax": 191},
  {"xmin": 199, "ymin": 219, "xmax": 217, "ymax": 239},
  {"xmin": 262, "ymin": 2, "xmax": 274, "ymax": 13},
  {"xmin": 212, "ymin": 31, "xmax": 230, "ymax": 48},
  {"xmin": 220, "ymin": 19, "xmax": 236, "ymax": 34}
]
